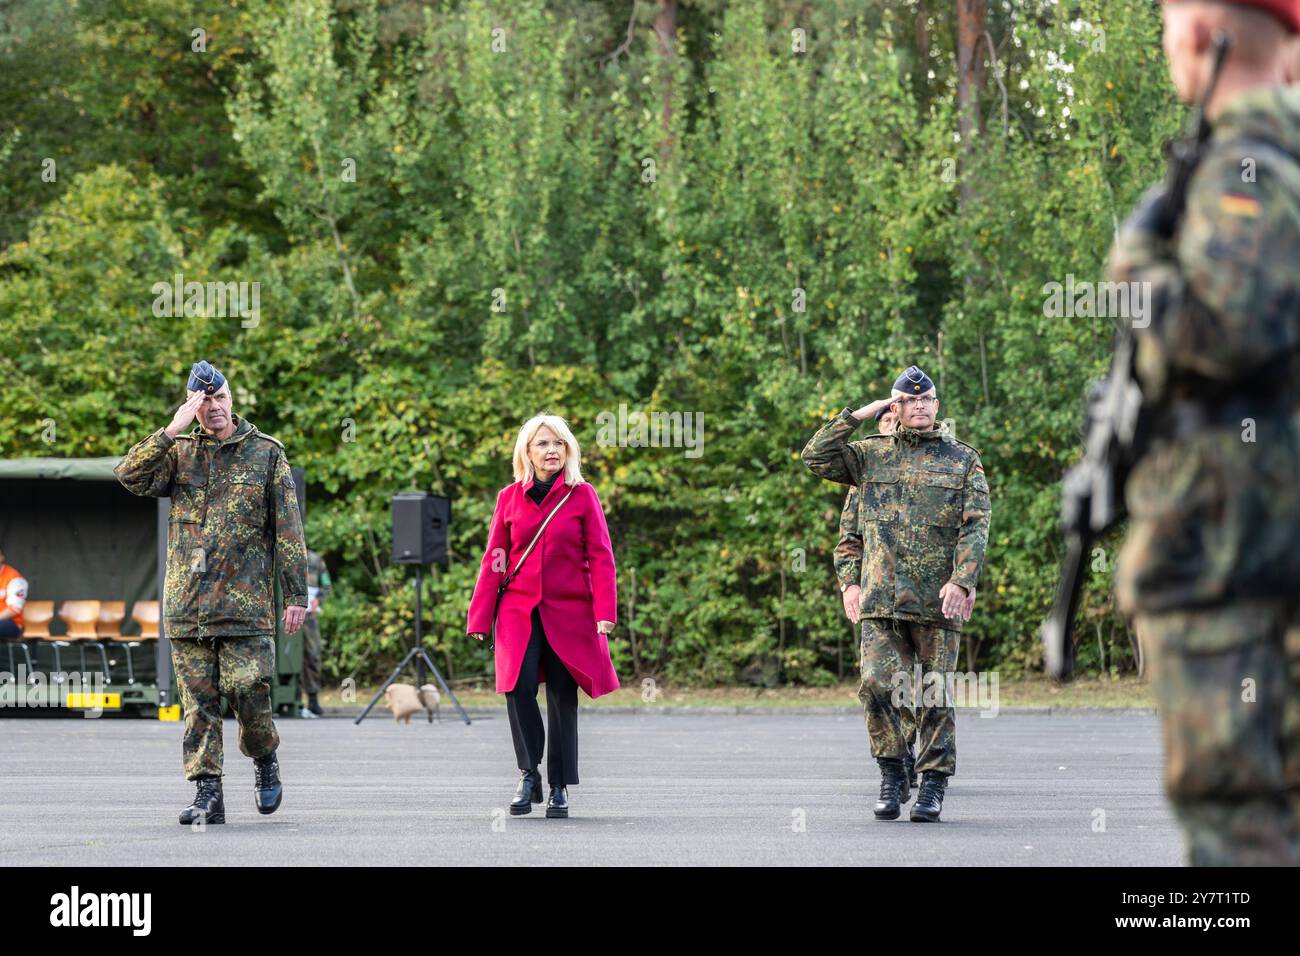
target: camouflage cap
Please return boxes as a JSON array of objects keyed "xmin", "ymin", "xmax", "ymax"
[{"xmin": 188, "ymin": 360, "xmax": 226, "ymax": 395}]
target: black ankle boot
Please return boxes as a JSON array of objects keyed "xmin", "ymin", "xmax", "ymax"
[
  {"xmin": 545, "ymin": 784, "xmax": 569, "ymax": 819},
  {"xmin": 253, "ymin": 752, "xmax": 283, "ymax": 815},
  {"xmin": 910, "ymin": 771, "xmax": 947, "ymax": 822},
  {"xmin": 873, "ymin": 758, "xmax": 909, "ymax": 820},
  {"xmin": 903, "ymin": 745, "xmax": 918, "ymax": 791},
  {"xmin": 179, "ymin": 776, "xmax": 224, "ymax": 826},
  {"xmin": 307, "ymin": 694, "xmax": 322, "ymax": 716},
  {"xmin": 510, "ymin": 769, "xmax": 543, "ymax": 815}
]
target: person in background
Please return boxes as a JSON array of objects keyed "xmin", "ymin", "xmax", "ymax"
[
  {"xmin": 0, "ymin": 544, "xmax": 29, "ymax": 639},
  {"xmin": 299, "ymin": 549, "xmax": 332, "ymax": 718}
]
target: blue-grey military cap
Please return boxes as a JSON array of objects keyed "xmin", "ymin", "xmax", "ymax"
[
  {"xmin": 893, "ymin": 365, "xmax": 934, "ymax": 395},
  {"xmin": 188, "ymin": 360, "xmax": 226, "ymax": 394}
]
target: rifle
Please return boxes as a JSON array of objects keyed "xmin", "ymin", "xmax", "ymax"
[{"xmin": 1040, "ymin": 34, "xmax": 1230, "ymax": 680}]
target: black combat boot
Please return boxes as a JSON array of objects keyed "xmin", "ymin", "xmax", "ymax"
[
  {"xmin": 903, "ymin": 745, "xmax": 918, "ymax": 792},
  {"xmin": 253, "ymin": 751, "xmax": 283, "ymax": 815},
  {"xmin": 179, "ymin": 776, "xmax": 224, "ymax": 826},
  {"xmin": 910, "ymin": 771, "xmax": 948, "ymax": 822},
  {"xmin": 545, "ymin": 784, "xmax": 569, "ymax": 819},
  {"xmin": 307, "ymin": 694, "xmax": 323, "ymax": 717},
  {"xmin": 510, "ymin": 768, "xmax": 543, "ymax": 815},
  {"xmin": 873, "ymin": 758, "xmax": 910, "ymax": 820}
]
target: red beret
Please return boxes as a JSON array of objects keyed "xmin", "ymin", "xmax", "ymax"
[{"xmin": 1167, "ymin": 0, "xmax": 1300, "ymax": 32}]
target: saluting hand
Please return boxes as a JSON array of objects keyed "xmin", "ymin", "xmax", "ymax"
[
  {"xmin": 850, "ymin": 398, "xmax": 893, "ymax": 422},
  {"xmin": 165, "ymin": 390, "xmax": 206, "ymax": 438}
]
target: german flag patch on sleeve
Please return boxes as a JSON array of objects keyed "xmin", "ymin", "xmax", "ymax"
[{"xmin": 1219, "ymin": 193, "xmax": 1261, "ymax": 218}]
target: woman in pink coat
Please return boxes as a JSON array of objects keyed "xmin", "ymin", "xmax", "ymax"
[{"xmin": 467, "ymin": 413, "xmax": 619, "ymax": 819}]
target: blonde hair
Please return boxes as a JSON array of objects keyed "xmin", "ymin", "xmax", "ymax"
[{"xmin": 511, "ymin": 413, "xmax": 584, "ymax": 485}]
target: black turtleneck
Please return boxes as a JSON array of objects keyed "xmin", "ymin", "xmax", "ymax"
[{"xmin": 527, "ymin": 470, "xmax": 560, "ymax": 505}]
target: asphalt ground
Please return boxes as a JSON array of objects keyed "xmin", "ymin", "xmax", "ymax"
[{"xmin": 0, "ymin": 709, "xmax": 1182, "ymax": 866}]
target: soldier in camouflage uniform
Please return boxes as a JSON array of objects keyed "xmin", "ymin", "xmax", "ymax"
[
  {"xmin": 804, "ymin": 366, "xmax": 991, "ymax": 822},
  {"xmin": 836, "ymin": 406, "xmax": 917, "ymax": 788},
  {"xmin": 299, "ymin": 550, "xmax": 331, "ymax": 718},
  {"xmin": 116, "ymin": 361, "xmax": 308, "ymax": 825},
  {"xmin": 835, "ymin": 404, "xmax": 979, "ymax": 792},
  {"xmin": 1108, "ymin": 0, "xmax": 1300, "ymax": 865}
]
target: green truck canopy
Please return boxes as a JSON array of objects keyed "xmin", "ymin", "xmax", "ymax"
[{"xmin": 0, "ymin": 457, "xmax": 123, "ymax": 482}]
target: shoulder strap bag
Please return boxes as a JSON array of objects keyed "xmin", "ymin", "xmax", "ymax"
[{"xmin": 488, "ymin": 484, "xmax": 577, "ymax": 651}]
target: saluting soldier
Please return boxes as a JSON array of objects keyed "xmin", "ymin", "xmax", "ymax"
[
  {"xmin": 299, "ymin": 550, "xmax": 332, "ymax": 719},
  {"xmin": 835, "ymin": 404, "xmax": 980, "ymax": 793},
  {"xmin": 803, "ymin": 366, "xmax": 991, "ymax": 822},
  {"xmin": 116, "ymin": 361, "xmax": 308, "ymax": 825},
  {"xmin": 835, "ymin": 405, "xmax": 917, "ymax": 789},
  {"xmin": 1109, "ymin": 0, "xmax": 1300, "ymax": 864}
]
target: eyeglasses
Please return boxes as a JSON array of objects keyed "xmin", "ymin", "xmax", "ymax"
[{"xmin": 896, "ymin": 396, "xmax": 936, "ymax": 408}]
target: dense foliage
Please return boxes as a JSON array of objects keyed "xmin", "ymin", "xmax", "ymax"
[{"xmin": 0, "ymin": 0, "xmax": 1184, "ymax": 686}]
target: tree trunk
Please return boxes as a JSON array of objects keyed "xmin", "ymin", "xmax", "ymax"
[
  {"xmin": 954, "ymin": 0, "xmax": 986, "ymax": 207},
  {"xmin": 916, "ymin": 0, "xmax": 930, "ymax": 64},
  {"xmin": 653, "ymin": 0, "xmax": 677, "ymax": 149}
]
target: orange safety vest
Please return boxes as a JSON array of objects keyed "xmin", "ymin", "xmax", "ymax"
[{"xmin": 0, "ymin": 563, "xmax": 26, "ymax": 630}]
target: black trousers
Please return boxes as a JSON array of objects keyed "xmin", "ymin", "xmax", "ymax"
[{"xmin": 505, "ymin": 607, "xmax": 579, "ymax": 786}]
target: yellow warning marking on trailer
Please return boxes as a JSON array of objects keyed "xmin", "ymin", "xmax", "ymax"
[
  {"xmin": 158, "ymin": 705, "xmax": 182, "ymax": 722},
  {"xmin": 66, "ymin": 692, "xmax": 121, "ymax": 709}
]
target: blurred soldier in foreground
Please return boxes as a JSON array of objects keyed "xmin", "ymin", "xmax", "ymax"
[
  {"xmin": 804, "ymin": 366, "xmax": 991, "ymax": 822},
  {"xmin": 116, "ymin": 361, "xmax": 307, "ymax": 825},
  {"xmin": 1109, "ymin": 0, "xmax": 1300, "ymax": 864}
]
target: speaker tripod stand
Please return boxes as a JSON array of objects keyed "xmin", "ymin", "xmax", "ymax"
[{"xmin": 355, "ymin": 565, "xmax": 471, "ymax": 725}]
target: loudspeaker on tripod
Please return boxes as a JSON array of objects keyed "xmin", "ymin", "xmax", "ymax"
[{"xmin": 391, "ymin": 492, "xmax": 450, "ymax": 565}]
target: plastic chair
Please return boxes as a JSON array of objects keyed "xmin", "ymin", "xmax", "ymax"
[
  {"xmin": 56, "ymin": 600, "xmax": 109, "ymax": 680},
  {"xmin": 120, "ymin": 601, "xmax": 162, "ymax": 685},
  {"xmin": 97, "ymin": 601, "xmax": 126, "ymax": 639},
  {"xmin": 133, "ymin": 601, "xmax": 160, "ymax": 638},
  {"xmin": 97, "ymin": 601, "xmax": 131, "ymax": 683},
  {"xmin": 21, "ymin": 600, "xmax": 54, "ymax": 638},
  {"xmin": 4, "ymin": 600, "xmax": 48, "ymax": 678}
]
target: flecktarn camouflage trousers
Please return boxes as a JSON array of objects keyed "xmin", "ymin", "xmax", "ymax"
[
  {"xmin": 171, "ymin": 635, "xmax": 280, "ymax": 780},
  {"xmin": 859, "ymin": 617, "xmax": 958, "ymax": 775},
  {"xmin": 1137, "ymin": 600, "xmax": 1300, "ymax": 866}
]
